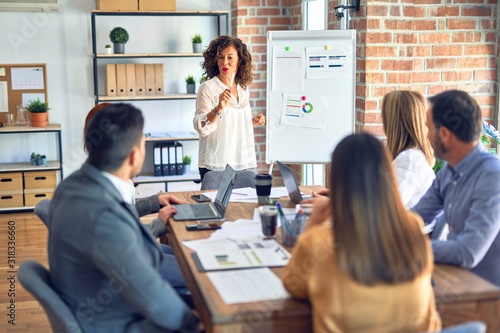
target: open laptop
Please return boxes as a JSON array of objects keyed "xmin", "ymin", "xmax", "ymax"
[
  {"xmin": 172, "ymin": 164, "xmax": 237, "ymax": 221},
  {"xmin": 277, "ymin": 161, "xmax": 308, "ymax": 204}
]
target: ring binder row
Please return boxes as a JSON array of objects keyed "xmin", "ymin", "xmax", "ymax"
[
  {"xmin": 106, "ymin": 63, "xmax": 164, "ymax": 97},
  {"xmin": 153, "ymin": 141, "xmax": 184, "ymax": 177}
]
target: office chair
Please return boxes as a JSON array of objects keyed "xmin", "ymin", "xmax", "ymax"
[
  {"xmin": 201, "ymin": 170, "xmax": 256, "ymax": 190},
  {"xmin": 440, "ymin": 321, "xmax": 486, "ymax": 333},
  {"xmin": 34, "ymin": 199, "xmax": 51, "ymax": 228},
  {"xmin": 18, "ymin": 260, "xmax": 83, "ymax": 333}
]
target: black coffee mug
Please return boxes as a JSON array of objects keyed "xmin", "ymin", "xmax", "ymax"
[{"xmin": 255, "ymin": 173, "xmax": 272, "ymax": 204}]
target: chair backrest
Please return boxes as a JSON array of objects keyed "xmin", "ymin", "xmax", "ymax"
[
  {"xmin": 18, "ymin": 260, "xmax": 83, "ymax": 333},
  {"xmin": 440, "ymin": 321, "xmax": 486, "ymax": 333},
  {"xmin": 34, "ymin": 199, "xmax": 51, "ymax": 228},
  {"xmin": 201, "ymin": 170, "xmax": 256, "ymax": 190}
]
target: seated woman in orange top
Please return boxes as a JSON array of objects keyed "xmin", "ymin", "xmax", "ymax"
[{"xmin": 281, "ymin": 133, "xmax": 441, "ymax": 333}]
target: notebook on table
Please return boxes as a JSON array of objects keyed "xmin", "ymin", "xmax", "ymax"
[
  {"xmin": 277, "ymin": 161, "xmax": 309, "ymax": 204},
  {"xmin": 172, "ymin": 164, "xmax": 237, "ymax": 221}
]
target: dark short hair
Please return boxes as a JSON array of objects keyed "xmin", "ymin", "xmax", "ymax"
[
  {"xmin": 84, "ymin": 103, "xmax": 144, "ymax": 172},
  {"xmin": 428, "ymin": 90, "xmax": 482, "ymax": 143}
]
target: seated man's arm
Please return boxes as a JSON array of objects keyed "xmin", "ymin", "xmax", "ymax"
[
  {"xmin": 91, "ymin": 210, "xmax": 199, "ymax": 332},
  {"xmin": 412, "ymin": 176, "xmax": 444, "ymax": 224},
  {"xmin": 431, "ymin": 170, "xmax": 500, "ymax": 268},
  {"xmin": 135, "ymin": 195, "xmax": 161, "ymax": 217}
]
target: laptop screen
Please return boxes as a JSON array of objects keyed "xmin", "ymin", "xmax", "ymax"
[
  {"xmin": 214, "ymin": 164, "xmax": 237, "ymax": 209},
  {"xmin": 277, "ymin": 161, "xmax": 303, "ymax": 204}
]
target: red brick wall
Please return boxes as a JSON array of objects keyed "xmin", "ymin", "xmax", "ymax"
[{"xmin": 350, "ymin": 1, "xmax": 499, "ymax": 136}]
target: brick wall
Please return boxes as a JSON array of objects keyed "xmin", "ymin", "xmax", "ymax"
[
  {"xmin": 231, "ymin": 0, "xmax": 499, "ymax": 177},
  {"xmin": 350, "ymin": 1, "xmax": 499, "ymax": 136}
]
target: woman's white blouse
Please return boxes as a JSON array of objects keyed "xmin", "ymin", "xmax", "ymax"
[
  {"xmin": 193, "ymin": 77, "xmax": 257, "ymax": 171},
  {"xmin": 393, "ymin": 149, "xmax": 435, "ymax": 208}
]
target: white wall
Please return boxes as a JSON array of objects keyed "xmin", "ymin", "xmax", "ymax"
[{"xmin": 0, "ymin": 0, "xmax": 230, "ymax": 177}]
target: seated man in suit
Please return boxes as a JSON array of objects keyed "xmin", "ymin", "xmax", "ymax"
[
  {"xmin": 48, "ymin": 103, "xmax": 200, "ymax": 332},
  {"xmin": 413, "ymin": 90, "xmax": 500, "ymax": 287}
]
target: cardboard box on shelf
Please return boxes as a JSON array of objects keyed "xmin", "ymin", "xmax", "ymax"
[
  {"xmin": 96, "ymin": 0, "xmax": 138, "ymax": 11},
  {"xmin": 139, "ymin": 0, "xmax": 176, "ymax": 11}
]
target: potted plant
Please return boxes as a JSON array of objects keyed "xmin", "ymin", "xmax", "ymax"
[
  {"xmin": 109, "ymin": 27, "xmax": 129, "ymax": 54},
  {"xmin": 26, "ymin": 98, "xmax": 49, "ymax": 127},
  {"xmin": 30, "ymin": 152, "xmax": 36, "ymax": 165},
  {"xmin": 183, "ymin": 155, "xmax": 191, "ymax": 174},
  {"xmin": 41, "ymin": 155, "xmax": 48, "ymax": 166},
  {"xmin": 191, "ymin": 34, "xmax": 202, "ymax": 53},
  {"xmin": 185, "ymin": 75, "xmax": 196, "ymax": 94},
  {"xmin": 105, "ymin": 44, "xmax": 112, "ymax": 54}
]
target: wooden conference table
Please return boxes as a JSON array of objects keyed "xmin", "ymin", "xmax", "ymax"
[{"xmin": 162, "ymin": 186, "xmax": 500, "ymax": 333}]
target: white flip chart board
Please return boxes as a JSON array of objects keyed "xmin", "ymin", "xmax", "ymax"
[{"xmin": 265, "ymin": 30, "xmax": 356, "ymax": 163}]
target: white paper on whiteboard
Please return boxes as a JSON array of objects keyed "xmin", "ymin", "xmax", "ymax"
[
  {"xmin": 11, "ymin": 67, "xmax": 44, "ymax": 90},
  {"xmin": 305, "ymin": 45, "xmax": 353, "ymax": 80},
  {"xmin": 280, "ymin": 93, "xmax": 327, "ymax": 129},
  {"xmin": 0, "ymin": 82, "xmax": 8, "ymax": 112},
  {"xmin": 22, "ymin": 93, "xmax": 45, "ymax": 107},
  {"xmin": 272, "ymin": 46, "xmax": 304, "ymax": 91}
]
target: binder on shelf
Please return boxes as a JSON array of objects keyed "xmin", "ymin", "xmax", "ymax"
[
  {"xmin": 154, "ymin": 64, "xmax": 164, "ymax": 96},
  {"xmin": 135, "ymin": 64, "xmax": 145, "ymax": 96},
  {"xmin": 145, "ymin": 64, "xmax": 155, "ymax": 96},
  {"xmin": 168, "ymin": 143, "xmax": 177, "ymax": 175},
  {"xmin": 125, "ymin": 63, "xmax": 136, "ymax": 96},
  {"xmin": 175, "ymin": 142, "xmax": 184, "ymax": 175},
  {"xmin": 105, "ymin": 64, "xmax": 117, "ymax": 96},
  {"xmin": 161, "ymin": 143, "xmax": 170, "ymax": 176},
  {"xmin": 153, "ymin": 144, "xmax": 162, "ymax": 176},
  {"xmin": 116, "ymin": 64, "xmax": 127, "ymax": 96}
]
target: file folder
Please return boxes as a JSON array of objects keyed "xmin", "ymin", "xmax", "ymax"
[
  {"xmin": 153, "ymin": 144, "xmax": 162, "ymax": 176},
  {"xmin": 135, "ymin": 64, "xmax": 145, "ymax": 96},
  {"xmin": 145, "ymin": 64, "xmax": 155, "ymax": 96},
  {"xmin": 116, "ymin": 64, "xmax": 127, "ymax": 96},
  {"xmin": 126, "ymin": 63, "xmax": 136, "ymax": 96},
  {"xmin": 154, "ymin": 63, "xmax": 164, "ymax": 95},
  {"xmin": 175, "ymin": 142, "xmax": 184, "ymax": 175},
  {"xmin": 168, "ymin": 143, "xmax": 177, "ymax": 175},
  {"xmin": 161, "ymin": 143, "xmax": 170, "ymax": 176},
  {"xmin": 105, "ymin": 64, "xmax": 117, "ymax": 96}
]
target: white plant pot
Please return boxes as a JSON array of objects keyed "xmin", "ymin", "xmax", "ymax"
[
  {"xmin": 192, "ymin": 43, "xmax": 202, "ymax": 53},
  {"xmin": 105, "ymin": 48, "xmax": 112, "ymax": 54}
]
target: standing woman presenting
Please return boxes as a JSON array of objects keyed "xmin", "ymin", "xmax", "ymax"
[{"xmin": 193, "ymin": 35, "xmax": 265, "ymax": 181}]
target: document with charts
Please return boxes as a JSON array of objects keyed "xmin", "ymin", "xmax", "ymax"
[{"xmin": 188, "ymin": 237, "xmax": 291, "ymax": 272}]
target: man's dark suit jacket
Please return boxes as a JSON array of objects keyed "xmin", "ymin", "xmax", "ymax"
[{"xmin": 48, "ymin": 162, "xmax": 199, "ymax": 333}]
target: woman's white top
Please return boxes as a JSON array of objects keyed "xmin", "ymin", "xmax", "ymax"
[
  {"xmin": 193, "ymin": 77, "xmax": 257, "ymax": 171},
  {"xmin": 393, "ymin": 148, "xmax": 435, "ymax": 209}
]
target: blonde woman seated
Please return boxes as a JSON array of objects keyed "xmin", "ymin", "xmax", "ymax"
[
  {"xmin": 382, "ymin": 90, "xmax": 435, "ymax": 208},
  {"xmin": 282, "ymin": 133, "xmax": 441, "ymax": 333}
]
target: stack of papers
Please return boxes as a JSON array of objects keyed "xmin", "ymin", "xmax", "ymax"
[
  {"xmin": 183, "ymin": 237, "xmax": 291, "ymax": 271},
  {"xmin": 207, "ymin": 268, "xmax": 290, "ymax": 304}
]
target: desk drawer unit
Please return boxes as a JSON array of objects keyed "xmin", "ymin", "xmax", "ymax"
[
  {"xmin": 24, "ymin": 188, "xmax": 54, "ymax": 207},
  {"xmin": 24, "ymin": 171, "xmax": 57, "ymax": 189},
  {"xmin": 0, "ymin": 172, "xmax": 23, "ymax": 191},
  {"xmin": 0, "ymin": 190, "xmax": 23, "ymax": 208}
]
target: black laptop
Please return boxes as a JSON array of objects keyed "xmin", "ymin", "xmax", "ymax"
[
  {"xmin": 172, "ymin": 164, "xmax": 237, "ymax": 221},
  {"xmin": 277, "ymin": 161, "xmax": 305, "ymax": 204}
]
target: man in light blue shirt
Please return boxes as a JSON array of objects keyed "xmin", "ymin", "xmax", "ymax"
[{"xmin": 413, "ymin": 90, "xmax": 500, "ymax": 287}]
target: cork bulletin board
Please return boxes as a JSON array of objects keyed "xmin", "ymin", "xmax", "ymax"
[{"xmin": 0, "ymin": 63, "xmax": 48, "ymax": 123}]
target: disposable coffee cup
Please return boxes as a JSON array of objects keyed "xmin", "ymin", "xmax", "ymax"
[
  {"xmin": 255, "ymin": 173, "xmax": 273, "ymax": 205},
  {"xmin": 258, "ymin": 205, "xmax": 278, "ymax": 237}
]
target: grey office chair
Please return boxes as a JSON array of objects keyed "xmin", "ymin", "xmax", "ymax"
[
  {"xmin": 18, "ymin": 260, "xmax": 83, "ymax": 333},
  {"xmin": 201, "ymin": 170, "xmax": 256, "ymax": 190},
  {"xmin": 440, "ymin": 321, "xmax": 486, "ymax": 333},
  {"xmin": 34, "ymin": 199, "xmax": 51, "ymax": 228}
]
